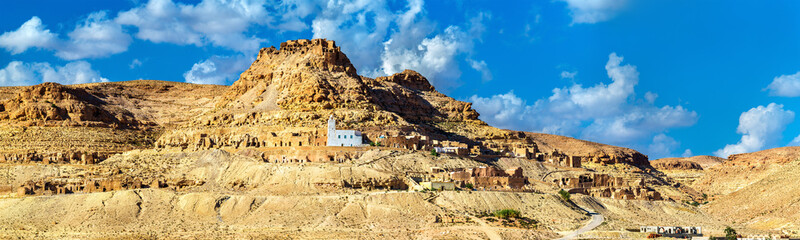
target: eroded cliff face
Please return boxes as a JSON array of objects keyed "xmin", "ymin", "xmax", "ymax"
[
  {"xmin": 369, "ymin": 69, "xmax": 481, "ymax": 124},
  {"xmin": 692, "ymin": 147, "xmax": 800, "ymax": 232},
  {"xmin": 204, "ymin": 39, "xmax": 481, "ymax": 126},
  {"xmin": 0, "ymin": 82, "xmax": 141, "ymax": 128},
  {"xmin": 216, "ymin": 39, "xmax": 368, "ymax": 112},
  {"xmin": 0, "ymin": 81, "xmax": 225, "ymax": 164}
]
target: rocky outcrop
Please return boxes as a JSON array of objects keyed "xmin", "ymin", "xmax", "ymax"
[
  {"xmin": 0, "ymin": 82, "xmax": 141, "ymax": 128},
  {"xmin": 369, "ymin": 70, "xmax": 481, "ymax": 123},
  {"xmin": 216, "ymin": 39, "xmax": 370, "ymax": 112},
  {"xmin": 524, "ymin": 132, "xmax": 652, "ymax": 167},
  {"xmin": 651, "ymin": 158, "xmax": 704, "ymax": 171},
  {"xmin": 205, "ymin": 39, "xmax": 481, "ymax": 126},
  {"xmin": 653, "ymin": 155, "xmax": 724, "ymax": 170}
]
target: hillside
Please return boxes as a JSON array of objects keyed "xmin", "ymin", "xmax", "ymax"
[
  {"xmin": 687, "ymin": 147, "xmax": 800, "ymax": 233},
  {"xmin": 652, "ymin": 155, "xmax": 725, "ymax": 170},
  {"xmin": 0, "ymin": 39, "xmax": 712, "ymax": 239}
]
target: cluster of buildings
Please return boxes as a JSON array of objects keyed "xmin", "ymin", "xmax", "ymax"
[
  {"xmin": 640, "ymin": 226, "xmax": 702, "ymax": 237},
  {"xmin": 0, "ymin": 150, "xmax": 110, "ymax": 165},
  {"xmin": 7, "ymin": 176, "xmax": 143, "ymax": 196},
  {"xmin": 556, "ymin": 173, "xmax": 662, "ymax": 200},
  {"xmin": 410, "ymin": 166, "xmax": 527, "ymax": 191},
  {"xmin": 2, "ymin": 175, "xmax": 206, "ymax": 197}
]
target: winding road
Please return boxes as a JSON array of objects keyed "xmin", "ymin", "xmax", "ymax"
[{"xmin": 556, "ymin": 212, "xmax": 604, "ymax": 240}]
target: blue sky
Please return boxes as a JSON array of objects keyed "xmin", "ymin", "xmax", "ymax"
[{"xmin": 1, "ymin": 0, "xmax": 799, "ymax": 159}]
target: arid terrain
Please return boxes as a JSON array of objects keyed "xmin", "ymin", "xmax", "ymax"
[{"xmin": 0, "ymin": 39, "xmax": 798, "ymax": 239}]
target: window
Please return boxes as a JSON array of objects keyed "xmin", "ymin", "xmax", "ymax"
[{"xmin": 338, "ymin": 135, "xmax": 341, "ymax": 139}]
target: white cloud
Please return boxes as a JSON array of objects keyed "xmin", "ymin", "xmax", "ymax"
[
  {"xmin": 468, "ymin": 59, "xmax": 492, "ymax": 82},
  {"xmin": 470, "ymin": 53, "xmax": 697, "ymax": 157},
  {"xmin": 468, "ymin": 91, "xmax": 529, "ymax": 131},
  {"xmin": 302, "ymin": 0, "xmax": 488, "ymax": 88},
  {"xmin": 681, "ymin": 149, "xmax": 693, "ymax": 158},
  {"xmin": 644, "ymin": 91, "xmax": 658, "ymax": 104},
  {"xmin": 0, "ymin": 17, "xmax": 57, "ymax": 54},
  {"xmin": 0, "ymin": 61, "xmax": 108, "ymax": 86},
  {"xmin": 183, "ymin": 55, "xmax": 253, "ymax": 85},
  {"xmin": 790, "ymin": 135, "xmax": 800, "ymax": 146},
  {"xmin": 2, "ymin": 0, "xmax": 488, "ymax": 88},
  {"xmin": 714, "ymin": 103, "xmax": 795, "ymax": 158},
  {"xmin": 580, "ymin": 105, "xmax": 697, "ymax": 145},
  {"xmin": 377, "ymin": 26, "xmax": 477, "ymax": 88},
  {"xmin": 560, "ymin": 71, "xmax": 577, "ymax": 80},
  {"xmin": 559, "ymin": 0, "xmax": 628, "ymax": 24},
  {"xmin": 56, "ymin": 11, "xmax": 132, "ymax": 60},
  {"xmin": 129, "ymin": 59, "xmax": 143, "ymax": 69},
  {"xmin": 309, "ymin": 0, "xmax": 394, "ymax": 74},
  {"xmin": 0, "ymin": 13, "xmax": 131, "ymax": 60},
  {"xmin": 116, "ymin": 0, "xmax": 268, "ymax": 53},
  {"xmin": 765, "ymin": 71, "xmax": 800, "ymax": 97},
  {"xmin": 647, "ymin": 134, "xmax": 679, "ymax": 159}
]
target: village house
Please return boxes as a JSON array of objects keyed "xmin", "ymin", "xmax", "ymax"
[
  {"xmin": 450, "ymin": 166, "xmax": 526, "ymax": 189},
  {"xmin": 326, "ymin": 115, "xmax": 363, "ymax": 147}
]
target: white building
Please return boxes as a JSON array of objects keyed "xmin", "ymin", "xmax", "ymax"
[{"xmin": 326, "ymin": 115, "xmax": 363, "ymax": 147}]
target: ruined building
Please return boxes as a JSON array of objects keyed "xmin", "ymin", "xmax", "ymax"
[
  {"xmin": 450, "ymin": 166, "xmax": 526, "ymax": 189},
  {"xmin": 555, "ymin": 173, "xmax": 662, "ymax": 200}
]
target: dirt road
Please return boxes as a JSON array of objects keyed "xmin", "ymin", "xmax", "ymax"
[{"xmin": 556, "ymin": 212, "xmax": 604, "ymax": 240}]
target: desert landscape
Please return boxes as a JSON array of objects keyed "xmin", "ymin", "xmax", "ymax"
[
  {"xmin": 0, "ymin": 38, "xmax": 796, "ymax": 239},
  {"xmin": 2, "ymin": 1, "xmax": 800, "ymax": 239}
]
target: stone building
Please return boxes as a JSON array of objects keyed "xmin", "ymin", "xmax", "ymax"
[
  {"xmin": 555, "ymin": 173, "xmax": 662, "ymax": 200},
  {"xmin": 374, "ymin": 135, "xmax": 429, "ymax": 150},
  {"xmin": 537, "ymin": 151, "xmax": 582, "ymax": 168},
  {"xmin": 450, "ymin": 166, "xmax": 526, "ymax": 189},
  {"xmin": 326, "ymin": 115, "xmax": 363, "ymax": 147}
]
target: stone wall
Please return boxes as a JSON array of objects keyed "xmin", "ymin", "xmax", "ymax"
[
  {"xmin": 557, "ymin": 173, "xmax": 662, "ymax": 201},
  {"xmin": 0, "ymin": 151, "xmax": 113, "ymax": 164},
  {"xmin": 450, "ymin": 166, "xmax": 527, "ymax": 189}
]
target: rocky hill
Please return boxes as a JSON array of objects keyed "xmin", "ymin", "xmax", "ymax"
[
  {"xmin": 0, "ymin": 81, "xmax": 224, "ymax": 164},
  {"xmin": 0, "ymin": 39, "xmax": 719, "ymax": 239},
  {"xmin": 0, "ymin": 82, "xmax": 140, "ymax": 128},
  {"xmin": 652, "ymin": 155, "xmax": 725, "ymax": 171},
  {"xmin": 689, "ymin": 147, "xmax": 800, "ymax": 234}
]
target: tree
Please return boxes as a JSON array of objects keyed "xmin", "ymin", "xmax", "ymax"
[
  {"xmin": 558, "ymin": 189, "xmax": 571, "ymax": 202},
  {"xmin": 724, "ymin": 226, "xmax": 737, "ymax": 240},
  {"xmin": 464, "ymin": 183, "xmax": 474, "ymax": 190},
  {"xmin": 493, "ymin": 209, "xmax": 520, "ymax": 219},
  {"xmin": 430, "ymin": 149, "xmax": 439, "ymax": 157}
]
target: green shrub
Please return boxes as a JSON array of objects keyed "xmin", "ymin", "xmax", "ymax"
[
  {"xmin": 724, "ymin": 226, "xmax": 737, "ymax": 240},
  {"xmin": 465, "ymin": 183, "xmax": 474, "ymax": 190},
  {"xmin": 430, "ymin": 149, "xmax": 439, "ymax": 157},
  {"xmin": 493, "ymin": 209, "xmax": 520, "ymax": 219},
  {"xmin": 558, "ymin": 189, "xmax": 571, "ymax": 201}
]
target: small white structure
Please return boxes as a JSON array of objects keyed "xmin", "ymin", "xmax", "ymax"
[
  {"xmin": 326, "ymin": 115, "xmax": 363, "ymax": 147},
  {"xmin": 640, "ymin": 226, "xmax": 702, "ymax": 236}
]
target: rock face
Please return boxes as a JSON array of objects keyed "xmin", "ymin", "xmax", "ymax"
[
  {"xmin": 0, "ymin": 81, "xmax": 226, "ymax": 165},
  {"xmin": 0, "ymin": 82, "xmax": 140, "ymax": 128},
  {"xmin": 208, "ymin": 39, "xmax": 480, "ymax": 125},
  {"xmin": 370, "ymin": 69, "xmax": 481, "ymax": 123},
  {"xmin": 651, "ymin": 158, "xmax": 704, "ymax": 171},
  {"xmin": 694, "ymin": 147, "xmax": 800, "ymax": 232},
  {"xmin": 217, "ymin": 39, "xmax": 367, "ymax": 112},
  {"xmin": 653, "ymin": 155, "xmax": 724, "ymax": 171}
]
